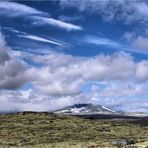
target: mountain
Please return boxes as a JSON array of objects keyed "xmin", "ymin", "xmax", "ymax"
[{"xmin": 54, "ymin": 103, "xmax": 116, "ymax": 115}]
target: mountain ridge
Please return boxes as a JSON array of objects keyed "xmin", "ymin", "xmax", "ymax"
[{"xmin": 54, "ymin": 103, "xmax": 116, "ymax": 115}]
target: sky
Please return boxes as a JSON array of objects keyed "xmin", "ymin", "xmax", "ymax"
[{"xmin": 0, "ymin": 0, "xmax": 148, "ymax": 113}]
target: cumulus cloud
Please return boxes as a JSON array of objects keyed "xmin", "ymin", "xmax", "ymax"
[
  {"xmin": 1, "ymin": 46, "xmax": 148, "ymax": 112},
  {"xmin": 19, "ymin": 51, "xmax": 148, "ymax": 98},
  {"xmin": 0, "ymin": 1, "xmax": 148, "ymax": 113},
  {"xmin": 0, "ymin": 86, "xmax": 147, "ymax": 113},
  {"xmin": 0, "ymin": 32, "xmax": 28, "ymax": 89},
  {"xmin": 122, "ymin": 31, "xmax": 148, "ymax": 53},
  {"xmin": 0, "ymin": 33, "xmax": 10, "ymax": 64},
  {"xmin": 22, "ymin": 53, "xmax": 132, "ymax": 96},
  {"xmin": 132, "ymin": 36, "xmax": 148, "ymax": 50},
  {"xmin": 1, "ymin": 31, "xmax": 148, "ymax": 112},
  {"xmin": 136, "ymin": 61, "xmax": 148, "ymax": 81},
  {"xmin": 91, "ymin": 82, "xmax": 148, "ymax": 98},
  {"xmin": 0, "ymin": 89, "xmax": 87, "ymax": 112},
  {"xmin": 122, "ymin": 32, "xmax": 148, "ymax": 51}
]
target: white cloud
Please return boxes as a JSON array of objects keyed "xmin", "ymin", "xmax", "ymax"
[
  {"xmin": 0, "ymin": 1, "xmax": 148, "ymax": 113},
  {"xmin": 0, "ymin": 2, "xmax": 46, "ymax": 17},
  {"xmin": 122, "ymin": 32, "xmax": 148, "ymax": 51},
  {"xmin": 1, "ymin": 47, "xmax": 148, "ymax": 112},
  {"xmin": 58, "ymin": 15, "xmax": 83, "ymax": 22},
  {"xmin": 22, "ymin": 51, "xmax": 147, "ymax": 97},
  {"xmin": 0, "ymin": 86, "xmax": 147, "ymax": 113},
  {"xmin": 85, "ymin": 35, "xmax": 148, "ymax": 54},
  {"xmin": 0, "ymin": 32, "xmax": 10, "ymax": 64},
  {"xmin": 132, "ymin": 36, "xmax": 148, "ymax": 50},
  {"xmin": 91, "ymin": 82, "xmax": 148, "ymax": 98},
  {"xmin": 2, "ymin": 43, "xmax": 147, "ymax": 112},
  {"xmin": 59, "ymin": 0, "xmax": 148, "ymax": 24},
  {"xmin": 1, "ymin": 31, "xmax": 148, "ymax": 112},
  {"xmin": 18, "ymin": 34, "xmax": 62, "ymax": 46},
  {"xmin": 92, "ymin": 96, "xmax": 148, "ymax": 113},
  {"xmin": 32, "ymin": 16, "xmax": 83, "ymax": 31},
  {"xmin": 84, "ymin": 36, "xmax": 121, "ymax": 48},
  {"xmin": 122, "ymin": 32, "xmax": 135, "ymax": 42},
  {"xmin": 0, "ymin": 2, "xmax": 83, "ymax": 31},
  {"xmin": 136, "ymin": 61, "xmax": 148, "ymax": 81},
  {"xmin": 0, "ymin": 32, "xmax": 28, "ymax": 89},
  {"xmin": 0, "ymin": 89, "xmax": 87, "ymax": 112}
]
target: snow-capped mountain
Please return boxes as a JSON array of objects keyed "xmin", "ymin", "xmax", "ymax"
[{"xmin": 54, "ymin": 103, "xmax": 116, "ymax": 115}]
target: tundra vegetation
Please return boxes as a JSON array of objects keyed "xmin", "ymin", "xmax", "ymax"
[{"xmin": 0, "ymin": 112, "xmax": 148, "ymax": 148}]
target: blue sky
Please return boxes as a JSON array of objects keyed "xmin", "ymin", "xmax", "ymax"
[{"xmin": 0, "ymin": 0, "xmax": 148, "ymax": 112}]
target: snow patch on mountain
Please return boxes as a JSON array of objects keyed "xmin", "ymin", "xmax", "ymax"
[{"xmin": 54, "ymin": 103, "xmax": 116, "ymax": 115}]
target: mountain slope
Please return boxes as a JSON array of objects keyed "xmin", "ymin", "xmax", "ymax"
[{"xmin": 54, "ymin": 103, "xmax": 116, "ymax": 114}]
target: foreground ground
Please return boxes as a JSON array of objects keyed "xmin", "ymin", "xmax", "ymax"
[{"xmin": 0, "ymin": 112, "xmax": 148, "ymax": 148}]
